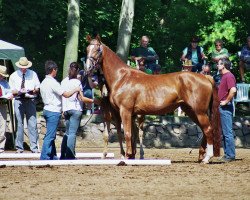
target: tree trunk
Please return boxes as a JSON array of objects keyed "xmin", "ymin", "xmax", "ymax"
[
  {"xmin": 116, "ymin": 0, "xmax": 135, "ymax": 63},
  {"xmin": 63, "ymin": 0, "xmax": 80, "ymax": 78}
]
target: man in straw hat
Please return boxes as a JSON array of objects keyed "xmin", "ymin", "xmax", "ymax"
[
  {"xmin": 0, "ymin": 65, "xmax": 13, "ymax": 153},
  {"xmin": 9, "ymin": 57, "xmax": 40, "ymax": 153}
]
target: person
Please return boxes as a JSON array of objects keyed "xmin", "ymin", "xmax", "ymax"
[
  {"xmin": 217, "ymin": 58, "xmax": 237, "ymax": 162},
  {"xmin": 200, "ymin": 64, "xmax": 211, "ymax": 75},
  {"xmin": 131, "ymin": 36, "xmax": 160, "ymax": 74},
  {"xmin": 211, "ymin": 39, "xmax": 229, "ymax": 85},
  {"xmin": 61, "ymin": 62, "xmax": 96, "ymax": 159},
  {"xmin": 211, "ymin": 39, "xmax": 229, "ymax": 70},
  {"xmin": 239, "ymin": 36, "xmax": 250, "ymax": 82},
  {"xmin": 181, "ymin": 36, "xmax": 207, "ymax": 72},
  {"xmin": 78, "ymin": 69, "xmax": 98, "ymax": 115},
  {"xmin": 39, "ymin": 60, "xmax": 80, "ymax": 160},
  {"xmin": 9, "ymin": 57, "xmax": 40, "ymax": 153},
  {"xmin": 0, "ymin": 65, "xmax": 13, "ymax": 153}
]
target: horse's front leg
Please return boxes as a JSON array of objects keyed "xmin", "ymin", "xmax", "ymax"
[
  {"xmin": 137, "ymin": 115, "xmax": 145, "ymax": 159},
  {"xmin": 120, "ymin": 108, "xmax": 133, "ymax": 159}
]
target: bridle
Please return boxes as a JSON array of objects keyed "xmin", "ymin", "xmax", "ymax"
[{"xmin": 86, "ymin": 42, "xmax": 103, "ymax": 74}]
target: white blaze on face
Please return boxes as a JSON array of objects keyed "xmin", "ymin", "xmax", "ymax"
[{"xmin": 86, "ymin": 45, "xmax": 95, "ymax": 71}]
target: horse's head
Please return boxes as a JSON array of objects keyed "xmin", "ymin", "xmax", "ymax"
[{"xmin": 85, "ymin": 35, "xmax": 103, "ymax": 74}]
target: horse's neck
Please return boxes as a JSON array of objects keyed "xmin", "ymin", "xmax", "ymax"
[{"xmin": 102, "ymin": 46, "xmax": 127, "ymax": 89}]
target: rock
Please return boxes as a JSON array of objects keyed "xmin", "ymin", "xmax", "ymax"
[
  {"xmin": 242, "ymin": 124, "xmax": 250, "ymax": 135},
  {"xmin": 147, "ymin": 125, "xmax": 156, "ymax": 133},
  {"xmin": 235, "ymin": 136, "xmax": 244, "ymax": 147},
  {"xmin": 187, "ymin": 125, "xmax": 197, "ymax": 136},
  {"xmin": 155, "ymin": 126, "xmax": 165, "ymax": 134},
  {"xmin": 244, "ymin": 134, "xmax": 250, "ymax": 147},
  {"xmin": 234, "ymin": 129, "xmax": 244, "ymax": 137}
]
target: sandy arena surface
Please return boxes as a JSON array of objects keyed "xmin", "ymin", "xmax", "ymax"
[{"xmin": 0, "ymin": 139, "xmax": 250, "ymax": 200}]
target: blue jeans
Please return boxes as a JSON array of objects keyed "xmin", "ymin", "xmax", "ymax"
[
  {"xmin": 14, "ymin": 99, "xmax": 39, "ymax": 152},
  {"xmin": 219, "ymin": 104, "xmax": 235, "ymax": 159},
  {"xmin": 60, "ymin": 110, "xmax": 82, "ymax": 159},
  {"xmin": 40, "ymin": 110, "xmax": 61, "ymax": 160}
]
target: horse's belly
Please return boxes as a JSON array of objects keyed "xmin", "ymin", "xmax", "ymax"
[{"xmin": 134, "ymin": 103, "xmax": 178, "ymax": 115}]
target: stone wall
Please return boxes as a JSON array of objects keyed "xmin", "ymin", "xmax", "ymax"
[
  {"xmin": 37, "ymin": 115, "xmax": 250, "ymax": 148},
  {"xmin": 7, "ymin": 114, "xmax": 250, "ymax": 148}
]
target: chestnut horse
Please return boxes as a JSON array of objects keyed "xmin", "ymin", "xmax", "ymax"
[{"xmin": 86, "ymin": 36, "xmax": 221, "ymax": 164}]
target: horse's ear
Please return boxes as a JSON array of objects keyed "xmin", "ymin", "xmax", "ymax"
[
  {"xmin": 86, "ymin": 35, "xmax": 92, "ymax": 43},
  {"xmin": 96, "ymin": 34, "xmax": 101, "ymax": 43}
]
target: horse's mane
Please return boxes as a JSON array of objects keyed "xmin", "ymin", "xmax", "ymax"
[{"xmin": 102, "ymin": 44, "xmax": 129, "ymax": 68}]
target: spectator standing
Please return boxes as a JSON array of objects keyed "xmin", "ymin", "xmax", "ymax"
[
  {"xmin": 211, "ymin": 39, "xmax": 229, "ymax": 86},
  {"xmin": 217, "ymin": 58, "xmax": 237, "ymax": 162},
  {"xmin": 131, "ymin": 36, "xmax": 160, "ymax": 74},
  {"xmin": 0, "ymin": 65, "xmax": 12, "ymax": 153},
  {"xmin": 61, "ymin": 62, "xmax": 95, "ymax": 159},
  {"xmin": 181, "ymin": 36, "xmax": 207, "ymax": 72},
  {"xmin": 239, "ymin": 36, "xmax": 250, "ymax": 82},
  {"xmin": 39, "ymin": 60, "xmax": 80, "ymax": 160},
  {"xmin": 9, "ymin": 57, "xmax": 40, "ymax": 153}
]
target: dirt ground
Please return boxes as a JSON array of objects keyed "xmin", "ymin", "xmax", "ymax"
[{"xmin": 0, "ymin": 139, "xmax": 250, "ymax": 200}]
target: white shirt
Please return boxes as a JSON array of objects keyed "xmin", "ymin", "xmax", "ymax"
[
  {"xmin": 61, "ymin": 77, "xmax": 83, "ymax": 112},
  {"xmin": 0, "ymin": 79, "xmax": 12, "ymax": 99},
  {"xmin": 40, "ymin": 75, "xmax": 64, "ymax": 112},
  {"xmin": 9, "ymin": 69, "xmax": 40, "ymax": 98}
]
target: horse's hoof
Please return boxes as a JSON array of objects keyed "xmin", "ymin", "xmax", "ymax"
[
  {"xmin": 201, "ymin": 155, "xmax": 213, "ymax": 164},
  {"xmin": 126, "ymin": 154, "xmax": 135, "ymax": 159},
  {"xmin": 200, "ymin": 160, "xmax": 209, "ymax": 164},
  {"xmin": 102, "ymin": 152, "xmax": 107, "ymax": 159}
]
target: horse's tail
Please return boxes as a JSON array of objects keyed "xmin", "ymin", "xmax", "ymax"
[{"xmin": 206, "ymin": 76, "xmax": 221, "ymax": 157}]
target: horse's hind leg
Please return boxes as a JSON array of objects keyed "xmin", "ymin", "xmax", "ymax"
[
  {"xmin": 102, "ymin": 122, "xmax": 109, "ymax": 159},
  {"xmin": 181, "ymin": 106, "xmax": 212, "ymax": 163},
  {"xmin": 116, "ymin": 119, "xmax": 125, "ymax": 158},
  {"xmin": 198, "ymin": 135, "xmax": 207, "ymax": 162},
  {"xmin": 196, "ymin": 114, "xmax": 213, "ymax": 163}
]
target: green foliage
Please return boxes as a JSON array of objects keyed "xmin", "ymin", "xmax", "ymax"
[{"xmin": 0, "ymin": 0, "xmax": 249, "ymax": 82}]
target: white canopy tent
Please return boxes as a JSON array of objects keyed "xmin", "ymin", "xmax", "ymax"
[{"xmin": 0, "ymin": 39, "xmax": 25, "ymax": 70}]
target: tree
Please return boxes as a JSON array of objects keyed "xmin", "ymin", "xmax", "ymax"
[
  {"xmin": 63, "ymin": 0, "xmax": 80, "ymax": 78},
  {"xmin": 116, "ymin": 0, "xmax": 135, "ymax": 62}
]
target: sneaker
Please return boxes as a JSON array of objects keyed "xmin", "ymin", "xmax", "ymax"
[
  {"xmin": 31, "ymin": 149, "xmax": 41, "ymax": 153},
  {"xmin": 16, "ymin": 149, "xmax": 24, "ymax": 153},
  {"xmin": 218, "ymin": 156, "xmax": 226, "ymax": 161},
  {"xmin": 0, "ymin": 149, "xmax": 4, "ymax": 153},
  {"xmin": 219, "ymin": 156, "xmax": 235, "ymax": 163}
]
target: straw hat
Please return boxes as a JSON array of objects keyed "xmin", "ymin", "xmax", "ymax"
[
  {"xmin": 183, "ymin": 59, "xmax": 193, "ymax": 66},
  {"xmin": 15, "ymin": 57, "xmax": 32, "ymax": 68},
  {"xmin": 0, "ymin": 65, "xmax": 9, "ymax": 77}
]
